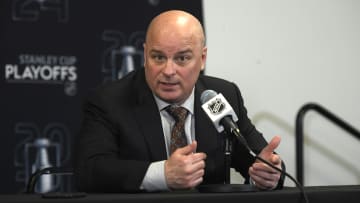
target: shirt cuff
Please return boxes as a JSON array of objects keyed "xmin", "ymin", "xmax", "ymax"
[
  {"xmin": 249, "ymin": 177, "xmax": 256, "ymax": 186},
  {"xmin": 140, "ymin": 160, "xmax": 169, "ymax": 192}
]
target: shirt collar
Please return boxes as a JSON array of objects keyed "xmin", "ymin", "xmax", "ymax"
[{"xmin": 153, "ymin": 88, "xmax": 195, "ymax": 115}]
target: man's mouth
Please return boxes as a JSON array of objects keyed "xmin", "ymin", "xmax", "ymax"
[{"xmin": 159, "ymin": 81, "xmax": 179, "ymax": 89}]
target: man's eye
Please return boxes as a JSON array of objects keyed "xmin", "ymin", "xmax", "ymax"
[
  {"xmin": 151, "ymin": 55, "xmax": 166, "ymax": 63},
  {"xmin": 174, "ymin": 55, "xmax": 191, "ymax": 65}
]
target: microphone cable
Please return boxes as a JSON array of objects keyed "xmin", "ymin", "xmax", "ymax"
[
  {"xmin": 200, "ymin": 89, "xmax": 309, "ymax": 202},
  {"xmin": 253, "ymin": 155, "xmax": 309, "ymax": 203},
  {"xmin": 233, "ymin": 129, "xmax": 309, "ymax": 203}
]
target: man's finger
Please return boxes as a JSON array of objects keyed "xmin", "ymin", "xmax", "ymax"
[
  {"xmin": 271, "ymin": 154, "xmax": 281, "ymax": 165},
  {"xmin": 191, "ymin": 152, "xmax": 207, "ymax": 163}
]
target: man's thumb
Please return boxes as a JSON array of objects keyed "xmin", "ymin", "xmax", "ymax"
[
  {"xmin": 261, "ymin": 135, "xmax": 281, "ymax": 155},
  {"xmin": 177, "ymin": 141, "xmax": 197, "ymax": 155}
]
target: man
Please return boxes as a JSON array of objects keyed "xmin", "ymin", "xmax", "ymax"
[{"xmin": 75, "ymin": 10, "xmax": 285, "ymax": 192}]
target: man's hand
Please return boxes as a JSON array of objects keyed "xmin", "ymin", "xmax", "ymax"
[
  {"xmin": 249, "ymin": 135, "xmax": 282, "ymax": 190},
  {"xmin": 165, "ymin": 141, "xmax": 207, "ymax": 189}
]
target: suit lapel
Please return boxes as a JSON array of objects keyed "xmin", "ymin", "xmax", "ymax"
[
  {"xmin": 133, "ymin": 71, "xmax": 219, "ymax": 160},
  {"xmin": 194, "ymin": 84, "xmax": 220, "ymax": 154},
  {"xmin": 133, "ymin": 71, "xmax": 167, "ymax": 161}
]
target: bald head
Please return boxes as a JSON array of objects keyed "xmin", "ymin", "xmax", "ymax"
[
  {"xmin": 145, "ymin": 10, "xmax": 205, "ymax": 47},
  {"xmin": 143, "ymin": 10, "xmax": 207, "ymax": 104}
]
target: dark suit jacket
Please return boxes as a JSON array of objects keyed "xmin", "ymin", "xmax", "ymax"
[{"xmin": 75, "ymin": 68, "xmax": 283, "ymax": 192}]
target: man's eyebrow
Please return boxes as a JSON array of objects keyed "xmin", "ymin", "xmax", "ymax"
[
  {"xmin": 148, "ymin": 49, "xmax": 193, "ymax": 55},
  {"xmin": 149, "ymin": 49, "xmax": 163, "ymax": 54},
  {"xmin": 176, "ymin": 49, "xmax": 193, "ymax": 55}
]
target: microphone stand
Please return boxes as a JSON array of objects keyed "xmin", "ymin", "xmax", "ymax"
[{"xmin": 197, "ymin": 131, "xmax": 258, "ymax": 193}]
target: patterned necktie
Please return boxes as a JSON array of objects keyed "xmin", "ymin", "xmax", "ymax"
[{"xmin": 166, "ymin": 106, "xmax": 189, "ymax": 154}]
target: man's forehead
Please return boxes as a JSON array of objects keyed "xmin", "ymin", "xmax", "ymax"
[{"xmin": 146, "ymin": 35, "xmax": 200, "ymax": 52}]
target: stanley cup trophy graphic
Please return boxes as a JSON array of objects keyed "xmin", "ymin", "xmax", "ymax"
[
  {"xmin": 14, "ymin": 123, "xmax": 70, "ymax": 193},
  {"xmin": 25, "ymin": 137, "xmax": 61, "ymax": 193},
  {"xmin": 32, "ymin": 138, "xmax": 53, "ymax": 193},
  {"xmin": 118, "ymin": 46, "xmax": 136, "ymax": 79},
  {"xmin": 101, "ymin": 30, "xmax": 145, "ymax": 82}
]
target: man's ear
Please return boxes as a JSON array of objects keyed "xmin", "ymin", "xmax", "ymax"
[
  {"xmin": 201, "ymin": 46, "xmax": 207, "ymax": 71},
  {"xmin": 143, "ymin": 43, "xmax": 147, "ymax": 67}
]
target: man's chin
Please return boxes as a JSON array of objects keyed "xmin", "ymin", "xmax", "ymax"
[{"xmin": 157, "ymin": 92, "xmax": 182, "ymax": 104}]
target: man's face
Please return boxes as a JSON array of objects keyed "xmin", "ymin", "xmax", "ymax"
[{"xmin": 144, "ymin": 29, "xmax": 207, "ymax": 104}]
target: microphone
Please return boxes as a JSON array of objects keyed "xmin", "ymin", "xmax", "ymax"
[
  {"xmin": 200, "ymin": 90, "xmax": 250, "ymax": 149},
  {"xmin": 200, "ymin": 90, "xmax": 309, "ymax": 203}
]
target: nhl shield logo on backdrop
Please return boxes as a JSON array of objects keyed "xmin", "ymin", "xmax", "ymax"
[{"xmin": 208, "ymin": 98, "xmax": 225, "ymax": 115}]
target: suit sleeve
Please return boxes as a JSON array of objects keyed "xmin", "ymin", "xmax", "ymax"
[{"xmin": 74, "ymin": 89, "xmax": 150, "ymax": 193}]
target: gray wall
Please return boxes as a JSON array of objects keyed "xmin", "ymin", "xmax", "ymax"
[{"xmin": 203, "ymin": 0, "xmax": 360, "ymax": 186}]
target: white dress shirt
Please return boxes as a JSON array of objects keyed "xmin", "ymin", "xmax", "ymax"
[{"xmin": 140, "ymin": 88, "xmax": 195, "ymax": 191}]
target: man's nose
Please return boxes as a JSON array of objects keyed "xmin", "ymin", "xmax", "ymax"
[{"xmin": 162, "ymin": 60, "xmax": 176, "ymax": 76}]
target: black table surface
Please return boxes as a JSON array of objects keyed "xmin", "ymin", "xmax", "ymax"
[{"xmin": 1, "ymin": 185, "xmax": 359, "ymax": 203}]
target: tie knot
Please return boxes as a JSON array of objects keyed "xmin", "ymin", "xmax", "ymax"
[{"xmin": 166, "ymin": 106, "xmax": 188, "ymax": 122}]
